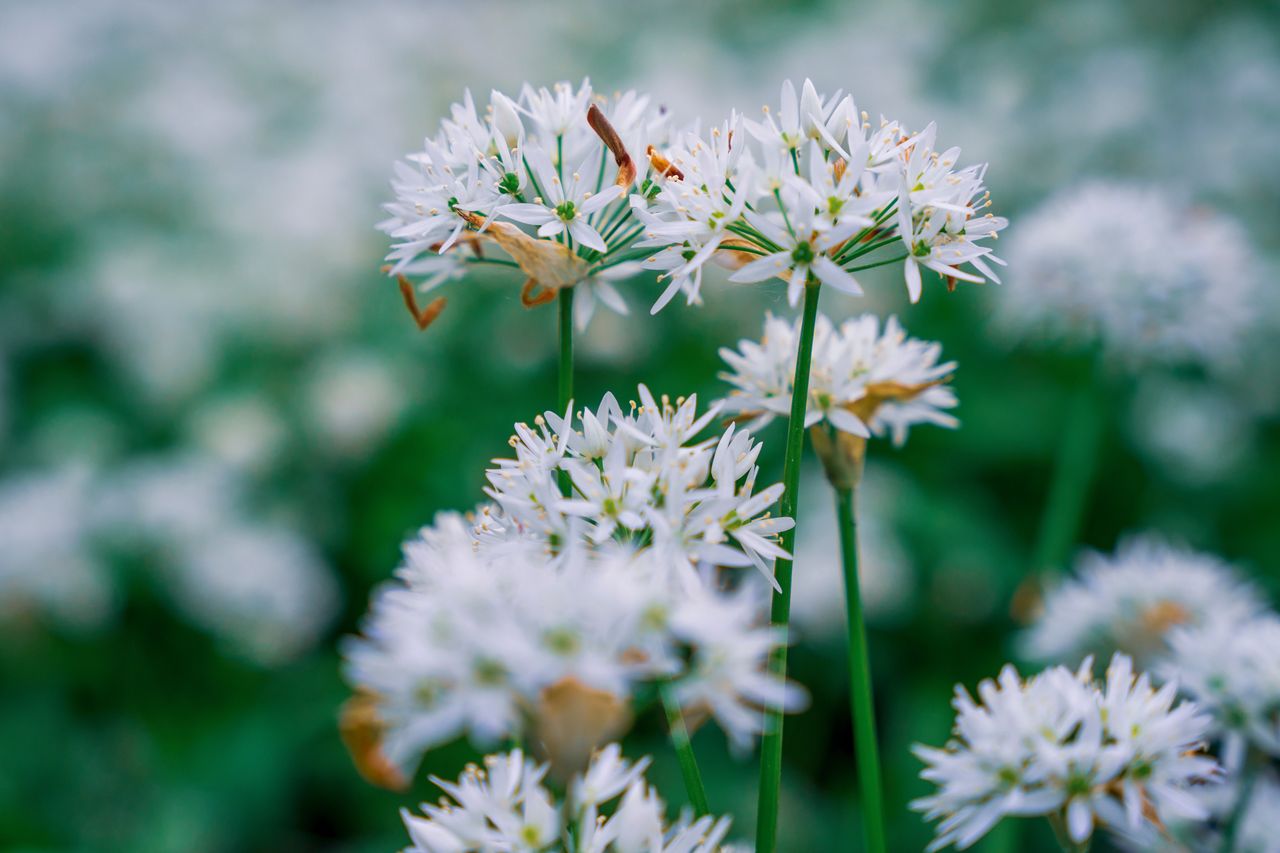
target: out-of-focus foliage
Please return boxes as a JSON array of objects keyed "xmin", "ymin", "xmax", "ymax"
[{"xmin": 1, "ymin": 1, "xmax": 1278, "ymax": 851}]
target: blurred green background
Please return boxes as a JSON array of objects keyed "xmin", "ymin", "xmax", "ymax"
[{"xmin": 2, "ymin": 1, "xmax": 1278, "ymax": 850}]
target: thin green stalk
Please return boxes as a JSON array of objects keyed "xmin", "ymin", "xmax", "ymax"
[
  {"xmin": 1220, "ymin": 753, "xmax": 1261, "ymax": 852},
  {"xmin": 660, "ymin": 684, "xmax": 710, "ymax": 816},
  {"xmin": 834, "ymin": 484, "xmax": 887, "ymax": 853},
  {"xmin": 1031, "ymin": 369, "xmax": 1104, "ymax": 573},
  {"xmin": 755, "ymin": 278, "xmax": 822, "ymax": 853},
  {"xmin": 556, "ymin": 287, "xmax": 573, "ymax": 496}
]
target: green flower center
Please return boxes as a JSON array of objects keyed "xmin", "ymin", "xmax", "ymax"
[
  {"xmin": 790, "ymin": 241, "xmax": 815, "ymax": 265},
  {"xmin": 554, "ymin": 200, "xmax": 577, "ymax": 221}
]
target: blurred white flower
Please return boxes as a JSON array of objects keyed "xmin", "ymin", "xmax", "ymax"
[
  {"xmin": 718, "ymin": 311, "xmax": 957, "ymax": 445},
  {"xmin": 0, "ymin": 466, "xmax": 113, "ymax": 630},
  {"xmin": 995, "ymin": 183, "xmax": 1259, "ymax": 371},
  {"xmin": 400, "ymin": 744, "xmax": 736, "ymax": 853},
  {"xmin": 1021, "ymin": 535, "xmax": 1266, "ymax": 668},
  {"xmin": 344, "ymin": 510, "xmax": 802, "ymax": 777},
  {"xmin": 302, "ymin": 351, "xmax": 405, "ymax": 458},
  {"xmin": 1163, "ymin": 616, "xmax": 1280, "ymax": 757},
  {"xmin": 172, "ymin": 525, "xmax": 339, "ymax": 665},
  {"xmin": 1128, "ymin": 377, "xmax": 1254, "ymax": 486},
  {"xmin": 187, "ymin": 392, "xmax": 288, "ymax": 473},
  {"xmin": 913, "ymin": 654, "xmax": 1220, "ymax": 851}
]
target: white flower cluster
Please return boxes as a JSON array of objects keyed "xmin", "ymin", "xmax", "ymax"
[
  {"xmin": 635, "ymin": 78, "xmax": 1005, "ymax": 311},
  {"xmin": 483, "ymin": 385, "xmax": 793, "ymax": 588},
  {"xmin": 345, "ymin": 512, "xmax": 800, "ymax": 775},
  {"xmin": 1021, "ymin": 535, "xmax": 1266, "ymax": 667},
  {"xmin": 401, "ymin": 745, "xmax": 737, "ymax": 853},
  {"xmin": 1163, "ymin": 615, "xmax": 1280, "ymax": 757},
  {"xmin": 0, "ymin": 455, "xmax": 339, "ymax": 664},
  {"xmin": 718, "ymin": 312, "xmax": 958, "ymax": 446},
  {"xmin": 913, "ymin": 654, "xmax": 1219, "ymax": 851},
  {"xmin": 380, "ymin": 80, "xmax": 673, "ymax": 330},
  {"xmin": 995, "ymin": 183, "xmax": 1258, "ymax": 370}
]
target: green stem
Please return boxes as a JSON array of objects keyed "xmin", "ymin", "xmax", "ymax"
[
  {"xmin": 1031, "ymin": 368, "xmax": 1104, "ymax": 573},
  {"xmin": 1220, "ymin": 753, "xmax": 1261, "ymax": 852},
  {"xmin": 661, "ymin": 684, "xmax": 710, "ymax": 816},
  {"xmin": 755, "ymin": 278, "xmax": 822, "ymax": 853},
  {"xmin": 835, "ymin": 484, "xmax": 887, "ymax": 853},
  {"xmin": 556, "ymin": 287, "xmax": 573, "ymax": 496}
]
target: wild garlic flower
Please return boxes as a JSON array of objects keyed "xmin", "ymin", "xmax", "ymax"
[
  {"xmin": 995, "ymin": 183, "xmax": 1258, "ymax": 370},
  {"xmin": 718, "ymin": 312, "xmax": 957, "ymax": 446},
  {"xmin": 635, "ymin": 78, "xmax": 1005, "ymax": 311},
  {"xmin": 343, "ymin": 511, "xmax": 803, "ymax": 782},
  {"xmin": 400, "ymin": 744, "xmax": 737, "ymax": 853},
  {"xmin": 379, "ymin": 80, "xmax": 674, "ymax": 331},
  {"xmin": 913, "ymin": 654, "xmax": 1220, "ymax": 851},
  {"xmin": 1022, "ymin": 535, "xmax": 1266, "ymax": 667},
  {"xmin": 1163, "ymin": 615, "xmax": 1280, "ymax": 756},
  {"xmin": 483, "ymin": 384, "xmax": 794, "ymax": 589}
]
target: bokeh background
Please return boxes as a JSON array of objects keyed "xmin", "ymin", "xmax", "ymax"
[{"xmin": 2, "ymin": 1, "xmax": 1279, "ymax": 850}]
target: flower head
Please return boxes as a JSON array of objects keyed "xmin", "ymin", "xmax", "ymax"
[
  {"xmin": 1163, "ymin": 615, "xmax": 1280, "ymax": 756},
  {"xmin": 1021, "ymin": 535, "xmax": 1266, "ymax": 667},
  {"xmin": 343, "ymin": 508, "xmax": 803, "ymax": 779},
  {"xmin": 380, "ymin": 81, "xmax": 674, "ymax": 330},
  {"xmin": 400, "ymin": 744, "xmax": 737, "ymax": 853},
  {"xmin": 994, "ymin": 183, "xmax": 1258, "ymax": 370},
  {"xmin": 636, "ymin": 78, "xmax": 1004, "ymax": 310},
  {"xmin": 718, "ymin": 312, "xmax": 958, "ymax": 446},
  {"xmin": 912, "ymin": 654, "xmax": 1220, "ymax": 851}
]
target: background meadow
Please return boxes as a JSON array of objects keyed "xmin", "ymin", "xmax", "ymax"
[{"xmin": 2, "ymin": 0, "xmax": 1278, "ymax": 850}]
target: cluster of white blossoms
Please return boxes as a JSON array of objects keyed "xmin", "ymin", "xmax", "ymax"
[
  {"xmin": 344, "ymin": 386, "xmax": 803, "ymax": 780},
  {"xmin": 400, "ymin": 745, "xmax": 738, "ymax": 853},
  {"xmin": 718, "ymin": 312, "xmax": 957, "ymax": 446},
  {"xmin": 483, "ymin": 385, "xmax": 793, "ymax": 588},
  {"xmin": 913, "ymin": 654, "xmax": 1220, "ymax": 851},
  {"xmin": 634, "ymin": 79, "xmax": 1006, "ymax": 311},
  {"xmin": 995, "ymin": 183, "xmax": 1258, "ymax": 370},
  {"xmin": 379, "ymin": 79, "xmax": 674, "ymax": 331},
  {"xmin": 1021, "ymin": 535, "xmax": 1266, "ymax": 667},
  {"xmin": 1163, "ymin": 615, "xmax": 1280, "ymax": 757}
]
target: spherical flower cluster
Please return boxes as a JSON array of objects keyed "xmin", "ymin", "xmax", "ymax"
[
  {"xmin": 400, "ymin": 745, "xmax": 737, "ymax": 853},
  {"xmin": 379, "ymin": 80, "xmax": 673, "ymax": 331},
  {"xmin": 995, "ymin": 183, "xmax": 1258, "ymax": 370},
  {"xmin": 718, "ymin": 312, "xmax": 958, "ymax": 446},
  {"xmin": 1021, "ymin": 535, "xmax": 1266, "ymax": 667},
  {"xmin": 635, "ymin": 78, "xmax": 1005, "ymax": 311},
  {"xmin": 1163, "ymin": 615, "xmax": 1280, "ymax": 756},
  {"xmin": 913, "ymin": 654, "xmax": 1220, "ymax": 851},
  {"xmin": 483, "ymin": 385, "xmax": 793, "ymax": 589},
  {"xmin": 344, "ymin": 513, "xmax": 800, "ymax": 778}
]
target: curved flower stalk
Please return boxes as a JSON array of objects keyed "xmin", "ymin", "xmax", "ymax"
[
  {"xmin": 343, "ymin": 512, "xmax": 801, "ymax": 785},
  {"xmin": 634, "ymin": 78, "xmax": 1006, "ymax": 312},
  {"xmin": 482, "ymin": 384, "xmax": 794, "ymax": 590},
  {"xmin": 399, "ymin": 744, "xmax": 740, "ymax": 853},
  {"xmin": 1021, "ymin": 535, "xmax": 1266, "ymax": 668},
  {"xmin": 719, "ymin": 310, "xmax": 957, "ymax": 853},
  {"xmin": 913, "ymin": 654, "xmax": 1220, "ymax": 852}
]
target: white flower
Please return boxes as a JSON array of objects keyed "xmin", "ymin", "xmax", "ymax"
[
  {"xmin": 486, "ymin": 385, "xmax": 794, "ymax": 588},
  {"xmin": 380, "ymin": 81, "xmax": 674, "ymax": 330},
  {"xmin": 993, "ymin": 183, "xmax": 1259, "ymax": 370},
  {"xmin": 400, "ymin": 744, "xmax": 737, "ymax": 853},
  {"xmin": 1163, "ymin": 615, "xmax": 1280, "ymax": 756},
  {"xmin": 636, "ymin": 78, "xmax": 1005, "ymax": 309},
  {"xmin": 912, "ymin": 654, "xmax": 1220, "ymax": 851},
  {"xmin": 1022, "ymin": 534, "xmax": 1266, "ymax": 667},
  {"xmin": 343, "ymin": 508, "xmax": 800, "ymax": 777},
  {"xmin": 718, "ymin": 311, "xmax": 958, "ymax": 445}
]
